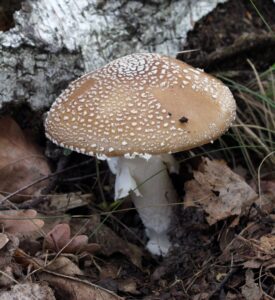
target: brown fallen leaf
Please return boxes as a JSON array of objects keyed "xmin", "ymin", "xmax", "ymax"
[
  {"xmin": 15, "ymin": 249, "xmax": 82, "ymax": 278},
  {"xmin": 241, "ymin": 269, "xmax": 262, "ymax": 300},
  {"xmin": 0, "ymin": 233, "xmax": 19, "ymax": 288},
  {"xmin": 99, "ymin": 263, "xmax": 120, "ymax": 280},
  {"xmin": 0, "ymin": 265, "xmax": 17, "ymax": 288},
  {"xmin": 254, "ymin": 180, "xmax": 275, "ymax": 214},
  {"xmin": 43, "ymin": 192, "xmax": 93, "ymax": 212},
  {"xmin": 0, "ymin": 233, "xmax": 9, "ymax": 250},
  {"xmin": 225, "ymin": 291, "xmax": 242, "ymax": 299},
  {"xmin": 184, "ymin": 158, "xmax": 257, "ymax": 225},
  {"xmin": 244, "ymin": 234, "xmax": 275, "ymax": 262},
  {"xmin": 257, "ymin": 234, "xmax": 275, "ymax": 254},
  {"xmin": 0, "ymin": 283, "xmax": 55, "ymax": 300},
  {"xmin": 0, "ymin": 234, "xmax": 19, "ymax": 269},
  {"xmin": 192, "ymin": 293, "xmax": 209, "ymax": 300},
  {"xmin": 0, "ymin": 209, "xmax": 44, "ymax": 234},
  {"xmin": 0, "ymin": 234, "xmax": 17, "ymax": 289},
  {"xmin": 220, "ymin": 227, "xmax": 275, "ymax": 272},
  {"xmin": 14, "ymin": 248, "xmax": 121, "ymax": 299},
  {"xmin": 0, "ymin": 117, "xmax": 51, "ymax": 203},
  {"xmin": 47, "ymin": 256, "xmax": 83, "ymax": 276},
  {"xmin": 39, "ymin": 273, "xmax": 123, "ymax": 300},
  {"xmin": 117, "ymin": 278, "xmax": 139, "ymax": 295},
  {"xmin": 76, "ymin": 216, "xmax": 144, "ymax": 269},
  {"xmin": 242, "ymin": 234, "xmax": 275, "ymax": 269},
  {"xmin": 44, "ymin": 223, "xmax": 100, "ymax": 254},
  {"xmin": 44, "ymin": 223, "xmax": 70, "ymax": 250}
]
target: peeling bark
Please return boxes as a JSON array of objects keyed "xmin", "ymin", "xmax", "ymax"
[
  {"xmin": 0, "ymin": 0, "xmax": 226, "ymax": 110},
  {"xmin": 0, "ymin": 46, "xmax": 83, "ymax": 109}
]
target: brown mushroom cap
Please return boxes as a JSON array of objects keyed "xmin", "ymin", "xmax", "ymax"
[{"xmin": 45, "ymin": 53, "xmax": 236, "ymax": 157}]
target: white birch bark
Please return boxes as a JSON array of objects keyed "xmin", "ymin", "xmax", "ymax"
[{"xmin": 0, "ymin": 0, "xmax": 226, "ymax": 110}]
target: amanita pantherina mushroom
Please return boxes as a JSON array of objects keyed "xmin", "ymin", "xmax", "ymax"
[{"xmin": 45, "ymin": 53, "xmax": 236, "ymax": 256}]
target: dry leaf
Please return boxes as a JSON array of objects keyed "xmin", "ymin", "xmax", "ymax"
[
  {"xmin": 44, "ymin": 223, "xmax": 70, "ymax": 251},
  {"xmin": 100, "ymin": 263, "xmax": 120, "ymax": 280},
  {"xmin": 243, "ymin": 260, "xmax": 262, "ymax": 269},
  {"xmin": 255, "ymin": 180, "xmax": 275, "ymax": 200},
  {"xmin": 265, "ymin": 258, "xmax": 275, "ymax": 270},
  {"xmin": 65, "ymin": 235, "xmax": 89, "ymax": 253},
  {"xmin": 258, "ymin": 235, "xmax": 275, "ymax": 253},
  {"xmin": 184, "ymin": 158, "xmax": 257, "ymax": 225},
  {"xmin": 254, "ymin": 180, "xmax": 275, "ymax": 214},
  {"xmin": 243, "ymin": 234, "xmax": 275, "ymax": 263},
  {"xmin": 44, "ymin": 223, "xmax": 100, "ymax": 254},
  {"xmin": 39, "ymin": 273, "xmax": 123, "ymax": 300},
  {"xmin": 47, "ymin": 256, "xmax": 83, "ymax": 276},
  {"xmin": 0, "ymin": 266, "xmax": 16, "ymax": 288},
  {"xmin": 69, "ymin": 216, "xmax": 144, "ymax": 269},
  {"xmin": 192, "ymin": 293, "xmax": 209, "ymax": 300},
  {"xmin": 0, "ymin": 234, "xmax": 19, "ymax": 273},
  {"xmin": 225, "ymin": 291, "xmax": 242, "ymax": 299},
  {"xmin": 44, "ymin": 192, "xmax": 93, "ymax": 212},
  {"xmin": 117, "ymin": 278, "xmax": 139, "ymax": 295},
  {"xmin": 0, "ymin": 209, "xmax": 44, "ymax": 234},
  {"xmin": 14, "ymin": 250, "xmax": 122, "ymax": 299},
  {"xmin": 82, "ymin": 216, "xmax": 144, "ymax": 269},
  {"xmin": 241, "ymin": 270, "xmax": 262, "ymax": 300},
  {"xmin": 0, "ymin": 117, "xmax": 51, "ymax": 203},
  {"xmin": 0, "ymin": 283, "xmax": 55, "ymax": 300},
  {"xmin": 0, "ymin": 233, "xmax": 9, "ymax": 250},
  {"xmin": 15, "ymin": 249, "xmax": 83, "ymax": 276},
  {"xmin": 220, "ymin": 228, "xmax": 275, "ymax": 271}
]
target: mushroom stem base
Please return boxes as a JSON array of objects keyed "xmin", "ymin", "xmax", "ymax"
[{"xmin": 109, "ymin": 155, "xmax": 178, "ymax": 256}]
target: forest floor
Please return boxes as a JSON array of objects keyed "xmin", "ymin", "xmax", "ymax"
[{"xmin": 0, "ymin": 0, "xmax": 274, "ymax": 299}]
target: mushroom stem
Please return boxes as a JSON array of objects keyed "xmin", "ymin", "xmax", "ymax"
[{"xmin": 107, "ymin": 154, "xmax": 178, "ymax": 256}]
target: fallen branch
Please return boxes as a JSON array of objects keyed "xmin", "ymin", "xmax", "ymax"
[{"xmin": 186, "ymin": 32, "xmax": 275, "ymax": 68}]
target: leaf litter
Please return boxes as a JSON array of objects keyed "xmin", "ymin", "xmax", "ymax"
[
  {"xmin": 0, "ymin": 209, "xmax": 44, "ymax": 235},
  {"xmin": 0, "ymin": 117, "xmax": 50, "ymax": 203},
  {"xmin": 184, "ymin": 157, "xmax": 258, "ymax": 225},
  {"xmin": 44, "ymin": 223, "xmax": 101, "ymax": 254},
  {"xmin": 0, "ymin": 115, "xmax": 274, "ymax": 298}
]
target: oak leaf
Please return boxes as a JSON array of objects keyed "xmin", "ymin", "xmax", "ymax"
[{"xmin": 184, "ymin": 158, "xmax": 257, "ymax": 225}]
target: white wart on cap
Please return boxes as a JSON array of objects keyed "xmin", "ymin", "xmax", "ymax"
[{"xmin": 45, "ymin": 53, "xmax": 236, "ymax": 157}]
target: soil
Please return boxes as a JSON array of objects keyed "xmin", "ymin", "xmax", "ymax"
[
  {"xmin": 178, "ymin": 0, "xmax": 275, "ymax": 75},
  {"xmin": 0, "ymin": 0, "xmax": 274, "ymax": 299},
  {"xmin": 0, "ymin": 0, "xmax": 22, "ymax": 31}
]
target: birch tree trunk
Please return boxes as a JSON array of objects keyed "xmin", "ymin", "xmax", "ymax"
[{"xmin": 0, "ymin": 0, "xmax": 226, "ymax": 110}]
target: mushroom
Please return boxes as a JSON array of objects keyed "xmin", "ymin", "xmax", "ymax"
[{"xmin": 45, "ymin": 53, "xmax": 236, "ymax": 256}]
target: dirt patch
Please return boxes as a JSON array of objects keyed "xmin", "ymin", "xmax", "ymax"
[
  {"xmin": 178, "ymin": 0, "xmax": 275, "ymax": 75},
  {"xmin": 0, "ymin": 0, "xmax": 22, "ymax": 31}
]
